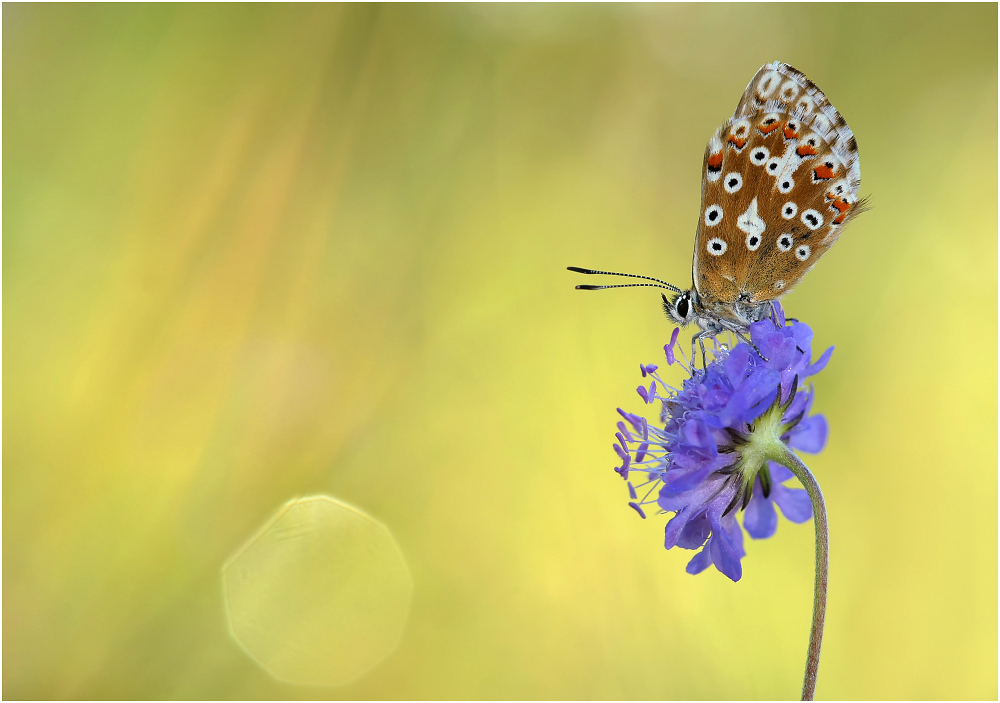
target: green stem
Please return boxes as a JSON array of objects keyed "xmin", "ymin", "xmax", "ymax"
[{"xmin": 775, "ymin": 447, "xmax": 828, "ymax": 702}]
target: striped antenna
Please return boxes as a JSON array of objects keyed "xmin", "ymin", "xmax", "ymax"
[{"xmin": 567, "ymin": 266, "xmax": 681, "ymax": 293}]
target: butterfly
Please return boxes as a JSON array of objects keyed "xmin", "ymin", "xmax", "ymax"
[{"xmin": 570, "ymin": 61, "xmax": 864, "ymax": 366}]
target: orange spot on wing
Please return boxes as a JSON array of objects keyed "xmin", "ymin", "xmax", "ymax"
[
  {"xmin": 707, "ymin": 151, "xmax": 723, "ymax": 170},
  {"xmin": 828, "ymin": 198, "xmax": 851, "ymax": 224},
  {"xmin": 727, "ymin": 135, "xmax": 747, "ymax": 149},
  {"xmin": 783, "ymin": 123, "xmax": 799, "ymax": 139},
  {"xmin": 813, "ymin": 164, "xmax": 835, "ymax": 180},
  {"xmin": 796, "ymin": 144, "xmax": 818, "ymax": 156},
  {"xmin": 759, "ymin": 121, "xmax": 781, "ymax": 134}
]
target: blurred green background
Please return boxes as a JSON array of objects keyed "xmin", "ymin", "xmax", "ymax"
[{"xmin": 4, "ymin": 3, "xmax": 997, "ymax": 700}]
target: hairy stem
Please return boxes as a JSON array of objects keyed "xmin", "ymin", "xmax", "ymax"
[{"xmin": 776, "ymin": 448, "xmax": 829, "ymax": 701}]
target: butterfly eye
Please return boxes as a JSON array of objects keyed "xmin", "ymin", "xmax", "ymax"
[
  {"xmin": 745, "ymin": 233, "xmax": 761, "ymax": 251},
  {"xmin": 675, "ymin": 296, "xmax": 690, "ymax": 319},
  {"xmin": 750, "ymin": 148, "xmax": 769, "ymax": 166},
  {"xmin": 723, "ymin": 173, "xmax": 743, "ymax": 193},
  {"xmin": 707, "ymin": 237, "xmax": 728, "ymax": 256},
  {"xmin": 704, "ymin": 205, "xmax": 724, "ymax": 227},
  {"xmin": 778, "ymin": 178, "xmax": 794, "ymax": 194},
  {"xmin": 795, "ymin": 245, "xmax": 812, "ymax": 261},
  {"xmin": 782, "ymin": 202, "xmax": 798, "ymax": 219},
  {"xmin": 801, "ymin": 209, "xmax": 823, "ymax": 230},
  {"xmin": 777, "ymin": 234, "xmax": 794, "ymax": 252}
]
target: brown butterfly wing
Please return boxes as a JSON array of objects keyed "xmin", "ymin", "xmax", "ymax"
[{"xmin": 693, "ymin": 62, "xmax": 862, "ymax": 308}]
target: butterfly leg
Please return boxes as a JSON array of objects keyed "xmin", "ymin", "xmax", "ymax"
[{"xmin": 689, "ymin": 331, "xmax": 712, "ymax": 372}]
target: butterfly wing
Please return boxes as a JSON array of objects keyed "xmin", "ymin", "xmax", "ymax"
[{"xmin": 693, "ymin": 61, "xmax": 862, "ymax": 308}]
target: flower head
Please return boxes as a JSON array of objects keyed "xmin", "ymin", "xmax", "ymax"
[{"xmin": 613, "ymin": 305, "xmax": 832, "ymax": 582}]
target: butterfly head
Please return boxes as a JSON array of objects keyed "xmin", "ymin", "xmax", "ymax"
[{"xmin": 662, "ymin": 290, "xmax": 697, "ymax": 327}]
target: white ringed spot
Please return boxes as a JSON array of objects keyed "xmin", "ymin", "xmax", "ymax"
[
  {"xmin": 782, "ymin": 202, "xmax": 798, "ymax": 219},
  {"xmin": 723, "ymin": 173, "xmax": 743, "ymax": 193},
  {"xmin": 704, "ymin": 204, "xmax": 723, "ymax": 227},
  {"xmin": 745, "ymin": 232, "xmax": 762, "ymax": 251},
  {"xmin": 707, "ymin": 237, "xmax": 727, "ymax": 256},
  {"xmin": 758, "ymin": 71, "xmax": 781, "ymax": 99},
  {"xmin": 750, "ymin": 147, "xmax": 769, "ymax": 166},
  {"xmin": 795, "ymin": 244, "xmax": 812, "ymax": 261},
  {"xmin": 801, "ymin": 209, "xmax": 823, "ymax": 230},
  {"xmin": 780, "ymin": 80, "xmax": 799, "ymax": 102},
  {"xmin": 765, "ymin": 157, "xmax": 782, "ymax": 176},
  {"xmin": 778, "ymin": 177, "xmax": 795, "ymax": 194},
  {"xmin": 777, "ymin": 234, "xmax": 793, "ymax": 252}
]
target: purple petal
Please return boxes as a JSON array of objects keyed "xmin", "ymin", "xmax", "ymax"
[
  {"xmin": 743, "ymin": 484, "xmax": 778, "ymax": 539},
  {"xmin": 686, "ymin": 546, "xmax": 713, "ymax": 574},
  {"xmin": 805, "ymin": 346, "xmax": 834, "ymax": 376},
  {"xmin": 708, "ymin": 516, "xmax": 743, "ymax": 582},
  {"xmin": 725, "ymin": 344, "xmax": 750, "ymax": 388},
  {"xmin": 788, "ymin": 415, "xmax": 828, "ymax": 453},
  {"xmin": 664, "ymin": 508, "xmax": 691, "ymax": 548},
  {"xmin": 773, "ymin": 484, "xmax": 812, "ymax": 523},
  {"xmin": 763, "ymin": 335, "xmax": 796, "ymax": 370},
  {"xmin": 637, "ymin": 385, "xmax": 649, "ymax": 403},
  {"xmin": 769, "ymin": 460, "xmax": 793, "ymax": 483},
  {"xmin": 723, "ymin": 511, "xmax": 745, "ymax": 556},
  {"xmin": 627, "ymin": 482, "xmax": 637, "ymax": 500},
  {"xmin": 790, "ymin": 322, "xmax": 814, "ymax": 350},
  {"xmin": 661, "ymin": 464, "xmax": 714, "ymax": 494},
  {"xmin": 613, "ymin": 443, "xmax": 628, "ymax": 461},
  {"xmin": 628, "ymin": 502, "xmax": 646, "ymax": 519},
  {"xmin": 676, "ymin": 512, "xmax": 712, "ymax": 549}
]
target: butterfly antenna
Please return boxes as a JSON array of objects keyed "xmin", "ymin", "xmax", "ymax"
[{"xmin": 567, "ymin": 266, "xmax": 681, "ymax": 293}]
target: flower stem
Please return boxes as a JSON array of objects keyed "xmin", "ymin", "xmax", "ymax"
[{"xmin": 776, "ymin": 447, "xmax": 828, "ymax": 701}]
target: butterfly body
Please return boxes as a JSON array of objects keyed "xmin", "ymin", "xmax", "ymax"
[{"xmin": 572, "ymin": 61, "xmax": 864, "ymax": 365}]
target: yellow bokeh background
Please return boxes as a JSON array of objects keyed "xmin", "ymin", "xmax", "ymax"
[{"xmin": 4, "ymin": 4, "xmax": 997, "ymax": 699}]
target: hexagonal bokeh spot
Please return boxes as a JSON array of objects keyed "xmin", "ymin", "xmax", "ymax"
[{"xmin": 222, "ymin": 496, "xmax": 412, "ymax": 687}]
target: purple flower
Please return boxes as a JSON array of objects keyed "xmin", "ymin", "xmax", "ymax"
[{"xmin": 613, "ymin": 304, "xmax": 831, "ymax": 582}]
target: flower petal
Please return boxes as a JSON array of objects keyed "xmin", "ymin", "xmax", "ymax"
[
  {"xmin": 725, "ymin": 344, "xmax": 750, "ymax": 388},
  {"xmin": 790, "ymin": 321, "xmax": 814, "ymax": 350},
  {"xmin": 805, "ymin": 346, "xmax": 834, "ymax": 377},
  {"xmin": 743, "ymin": 485, "xmax": 778, "ymax": 539},
  {"xmin": 788, "ymin": 415, "xmax": 828, "ymax": 453},
  {"xmin": 708, "ymin": 513, "xmax": 743, "ymax": 581},
  {"xmin": 773, "ymin": 484, "xmax": 813, "ymax": 523},
  {"xmin": 769, "ymin": 460, "xmax": 793, "ymax": 483},
  {"xmin": 664, "ymin": 508, "xmax": 691, "ymax": 548},
  {"xmin": 676, "ymin": 512, "xmax": 712, "ymax": 549},
  {"xmin": 686, "ymin": 546, "xmax": 713, "ymax": 574}
]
